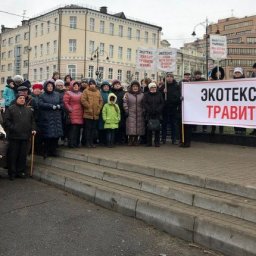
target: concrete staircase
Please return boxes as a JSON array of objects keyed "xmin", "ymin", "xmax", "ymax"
[{"xmin": 33, "ymin": 149, "xmax": 256, "ymax": 256}]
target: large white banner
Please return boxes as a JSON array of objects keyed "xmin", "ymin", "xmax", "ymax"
[
  {"xmin": 182, "ymin": 79, "xmax": 256, "ymax": 128},
  {"xmin": 136, "ymin": 48, "xmax": 156, "ymax": 71},
  {"xmin": 156, "ymin": 48, "xmax": 177, "ymax": 72}
]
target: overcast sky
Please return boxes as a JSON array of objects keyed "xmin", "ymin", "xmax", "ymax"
[{"xmin": 0, "ymin": 0, "xmax": 255, "ymax": 48}]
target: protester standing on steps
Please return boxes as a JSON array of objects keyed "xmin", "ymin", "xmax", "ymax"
[
  {"xmin": 123, "ymin": 80, "xmax": 145, "ymax": 146},
  {"xmin": 163, "ymin": 73, "xmax": 181, "ymax": 145},
  {"xmin": 178, "ymin": 73, "xmax": 192, "ymax": 148},
  {"xmin": 63, "ymin": 81, "xmax": 83, "ymax": 148},
  {"xmin": 102, "ymin": 93, "xmax": 120, "ymax": 148},
  {"xmin": 80, "ymin": 79, "xmax": 103, "ymax": 148},
  {"xmin": 143, "ymin": 82, "xmax": 164, "ymax": 147},
  {"xmin": 38, "ymin": 79, "xmax": 63, "ymax": 158},
  {"xmin": 4, "ymin": 92, "xmax": 36, "ymax": 180}
]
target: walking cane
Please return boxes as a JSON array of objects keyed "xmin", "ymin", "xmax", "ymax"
[{"xmin": 30, "ymin": 133, "xmax": 35, "ymax": 177}]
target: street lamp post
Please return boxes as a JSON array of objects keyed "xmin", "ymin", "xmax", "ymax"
[
  {"xmin": 90, "ymin": 47, "xmax": 109, "ymax": 83},
  {"xmin": 192, "ymin": 18, "xmax": 209, "ymax": 80}
]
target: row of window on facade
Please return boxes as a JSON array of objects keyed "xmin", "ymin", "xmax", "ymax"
[{"xmin": 227, "ymin": 37, "xmax": 256, "ymax": 44}]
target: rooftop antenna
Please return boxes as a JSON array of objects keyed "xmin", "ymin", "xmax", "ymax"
[
  {"xmin": 22, "ymin": 10, "xmax": 26, "ymax": 20},
  {"xmin": 231, "ymin": 9, "xmax": 234, "ymax": 17}
]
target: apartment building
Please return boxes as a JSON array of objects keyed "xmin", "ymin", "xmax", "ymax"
[
  {"xmin": 0, "ymin": 4, "xmax": 162, "ymax": 89},
  {"xmin": 209, "ymin": 15, "xmax": 256, "ymax": 79},
  {"xmin": 185, "ymin": 15, "xmax": 256, "ymax": 80}
]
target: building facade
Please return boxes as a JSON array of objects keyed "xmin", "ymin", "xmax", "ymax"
[{"xmin": 0, "ymin": 5, "xmax": 162, "ymax": 90}]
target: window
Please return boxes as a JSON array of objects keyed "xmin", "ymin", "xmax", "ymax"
[
  {"xmin": 88, "ymin": 65, "xmax": 94, "ymax": 78},
  {"xmin": 46, "ymin": 66, "xmax": 49, "ymax": 78},
  {"xmin": 34, "ymin": 46, "xmax": 37, "ymax": 58},
  {"xmin": 70, "ymin": 16, "xmax": 77, "ymax": 29},
  {"xmin": 1, "ymin": 52, "xmax": 6, "ymax": 60},
  {"xmin": 15, "ymin": 34, "xmax": 21, "ymax": 43},
  {"xmin": 99, "ymin": 43, "xmax": 105, "ymax": 56},
  {"xmin": 16, "ymin": 47, "xmax": 21, "ymax": 56},
  {"xmin": 8, "ymin": 37, "xmax": 13, "ymax": 45},
  {"xmin": 2, "ymin": 39, "xmax": 6, "ymax": 46},
  {"xmin": 53, "ymin": 64, "xmax": 57, "ymax": 72},
  {"xmin": 109, "ymin": 45, "xmax": 114, "ymax": 58},
  {"xmin": 24, "ymin": 32, "xmax": 29, "ymax": 40},
  {"xmin": 144, "ymin": 31, "xmax": 148, "ymax": 43},
  {"xmin": 46, "ymin": 42, "xmax": 50, "ymax": 55},
  {"xmin": 54, "ymin": 18, "xmax": 58, "ymax": 31},
  {"xmin": 152, "ymin": 33, "xmax": 156, "ymax": 45},
  {"xmin": 53, "ymin": 40, "xmax": 57, "ymax": 53},
  {"xmin": 34, "ymin": 69, "xmax": 37, "ymax": 81},
  {"xmin": 89, "ymin": 18, "xmax": 95, "ymax": 31},
  {"xmin": 108, "ymin": 68, "xmax": 113, "ymax": 80},
  {"xmin": 23, "ymin": 47, "xmax": 28, "ymax": 54},
  {"xmin": 99, "ymin": 67, "xmax": 104, "ymax": 79},
  {"xmin": 119, "ymin": 25, "xmax": 123, "ymax": 37},
  {"xmin": 68, "ymin": 65, "xmax": 76, "ymax": 79},
  {"xmin": 1, "ymin": 65, "xmax": 5, "ymax": 72},
  {"xmin": 100, "ymin": 20, "xmax": 105, "ymax": 33},
  {"xmin": 127, "ymin": 27, "xmax": 132, "ymax": 40},
  {"xmin": 127, "ymin": 70, "xmax": 132, "ymax": 81},
  {"xmin": 40, "ymin": 68, "xmax": 43, "ymax": 80},
  {"xmin": 151, "ymin": 74, "xmax": 155, "ymax": 80},
  {"xmin": 1, "ymin": 77, "xmax": 5, "ymax": 84},
  {"xmin": 117, "ymin": 69, "xmax": 122, "ymax": 81},
  {"xmin": 35, "ymin": 25, "xmax": 38, "ymax": 37},
  {"xmin": 69, "ymin": 39, "xmax": 77, "ymax": 52},
  {"xmin": 127, "ymin": 48, "xmax": 132, "ymax": 61},
  {"xmin": 41, "ymin": 23, "xmax": 44, "ymax": 35},
  {"xmin": 23, "ymin": 60, "xmax": 28, "ymax": 68},
  {"xmin": 47, "ymin": 21, "xmax": 50, "ymax": 33},
  {"xmin": 8, "ymin": 50, "xmax": 13, "ymax": 58},
  {"xmin": 135, "ymin": 71, "xmax": 139, "ymax": 81},
  {"xmin": 136, "ymin": 30, "xmax": 140, "ymax": 41},
  {"xmin": 8, "ymin": 63, "xmax": 12, "ymax": 71},
  {"xmin": 40, "ymin": 44, "xmax": 43, "ymax": 56},
  {"xmin": 118, "ymin": 47, "xmax": 123, "ymax": 60},
  {"xmin": 109, "ymin": 23, "xmax": 114, "ymax": 35},
  {"xmin": 247, "ymin": 37, "xmax": 256, "ymax": 44},
  {"xmin": 89, "ymin": 40, "xmax": 95, "ymax": 54}
]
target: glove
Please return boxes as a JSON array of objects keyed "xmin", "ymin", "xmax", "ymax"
[
  {"xmin": 57, "ymin": 104, "xmax": 61, "ymax": 109},
  {"xmin": 53, "ymin": 105, "xmax": 57, "ymax": 110}
]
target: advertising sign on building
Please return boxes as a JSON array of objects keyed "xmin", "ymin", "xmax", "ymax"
[
  {"xmin": 182, "ymin": 79, "xmax": 256, "ymax": 128},
  {"xmin": 210, "ymin": 35, "xmax": 227, "ymax": 60}
]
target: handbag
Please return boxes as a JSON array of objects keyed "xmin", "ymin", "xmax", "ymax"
[{"xmin": 147, "ymin": 119, "xmax": 160, "ymax": 131}]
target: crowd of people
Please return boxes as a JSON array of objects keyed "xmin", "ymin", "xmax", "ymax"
[{"xmin": 0, "ymin": 63, "xmax": 255, "ymax": 180}]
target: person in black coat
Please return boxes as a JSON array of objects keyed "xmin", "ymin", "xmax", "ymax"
[
  {"xmin": 38, "ymin": 79, "xmax": 63, "ymax": 158},
  {"xmin": 163, "ymin": 73, "xmax": 181, "ymax": 144},
  {"xmin": 4, "ymin": 92, "xmax": 36, "ymax": 180},
  {"xmin": 143, "ymin": 82, "xmax": 164, "ymax": 147},
  {"xmin": 111, "ymin": 79, "xmax": 126, "ymax": 144}
]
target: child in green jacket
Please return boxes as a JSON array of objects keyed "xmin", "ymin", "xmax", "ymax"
[{"xmin": 102, "ymin": 93, "xmax": 120, "ymax": 147}]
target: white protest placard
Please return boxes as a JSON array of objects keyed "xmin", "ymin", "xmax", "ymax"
[
  {"xmin": 210, "ymin": 35, "xmax": 227, "ymax": 60},
  {"xmin": 136, "ymin": 48, "xmax": 156, "ymax": 71},
  {"xmin": 182, "ymin": 79, "xmax": 256, "ymax": 128},
  {"xmin": 156, "ymin": 48, "xmax": 177, "ymax": 72}
]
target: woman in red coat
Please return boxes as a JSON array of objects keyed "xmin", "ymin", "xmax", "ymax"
[{"xmin": 63, "ymin": 81, "xmax": 83, "ymax": 148}]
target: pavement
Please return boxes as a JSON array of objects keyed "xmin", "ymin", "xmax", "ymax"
[
  {"xmin": 61, "ymin": 141, "xmax": 256, "ymax": 189},
  {"xmin": 0, "ymin": 178, "xmax": 222, "ymax": 256}
]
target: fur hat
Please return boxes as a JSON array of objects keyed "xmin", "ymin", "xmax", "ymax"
[
  {"xmin": 148, "ymin": 82, "xmax": 157, "ymax": 89},
  {"xmin": 13, "ymin": 75, "xmax": 24, "ymax": 86},
  {"xmin": 130, "ymin": 80, "xmax": 140, "ymax": 87},
  {"xmin": 32, "ymin": 83, "xmax": 43, "ymax": 90},
  {"xmin": 211, "ymin": 66, "xmax": 225, "ymax": 80},
  {"xmin": 233, "ymin": 67, "xmax": 243, "ymax": 75},
  {"xmin": 194, "ymin": 70, "xmax": 202, "ymax": 76},
  {"xmin": 17, "ymin": 85, "xmax": 29, "ymax": 92},
  {"xmin": 101, "ymin": 80, "xmax": 111, "ymax": 88},
  {"xmin": 16, "ymin": 91, "xmax": 27, "ymax": 100},
  {"xmin": 112, "ymin": 79, "xmax": 121, "ymax": 87},
  {"xmin": 81, "ymin": 78, "xmax": 89, "ymax": 84},
  {"xmin": 55, "ymin": 79, "xmax": 64, "ymax": 86},
  {"xmin": 89, "ymin": 79, "xmax": 96, "ymax": 85}
]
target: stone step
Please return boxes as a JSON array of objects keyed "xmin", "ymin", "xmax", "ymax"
[
  {"xmin": 58, "ymin": 149, "xmax": 256, "ymax": 200},
  {"xmin": 36, "ymin": 156, "xmax": 256, "ymax": 224},
  {"xmin": 33, "ymin": 163, "xmax": 256, "ymax": 256}
]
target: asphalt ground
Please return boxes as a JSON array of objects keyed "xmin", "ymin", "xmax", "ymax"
[{"xmin": 0, "ymin": 175, "xmax": 222, "ymax": 256}]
